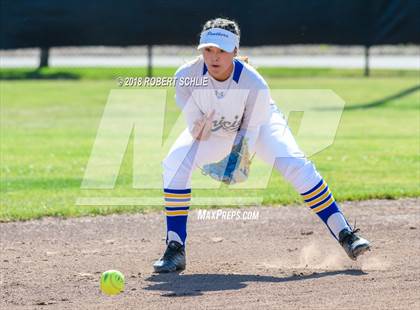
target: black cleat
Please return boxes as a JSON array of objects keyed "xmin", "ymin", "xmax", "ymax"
[
  {"xmin": 153, "ymin": 241, "xmax": 186, "ymax": 273},
  {"xmin": 339, "ymin": 228, "xmax": 371, "ymax": 261}
]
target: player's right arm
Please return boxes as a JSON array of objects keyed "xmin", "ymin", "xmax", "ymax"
[{"xmin": 174, "ymin": 71, "xmax": 214, "ymax": 141}]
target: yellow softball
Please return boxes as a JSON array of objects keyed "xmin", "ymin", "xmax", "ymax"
[{"xmin": 100, "ymin": 270, "xmax": 125, "ymax": 296}]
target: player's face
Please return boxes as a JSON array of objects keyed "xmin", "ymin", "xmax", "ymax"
[{"xmin": 202, "ymin": 46, "xmax": 236, "ymax": 81}]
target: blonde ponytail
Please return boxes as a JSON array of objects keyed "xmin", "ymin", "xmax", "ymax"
[{"xmin": 235, "ymin": 55, "xmax": 249, "ymax": 64}]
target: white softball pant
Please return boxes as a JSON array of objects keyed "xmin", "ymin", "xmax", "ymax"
[{"xmin": 162, "ymin": 103, "xmax": 322, "ymax": 193}]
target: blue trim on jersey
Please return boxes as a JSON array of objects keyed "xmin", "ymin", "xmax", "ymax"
[
  {"xmin": 304, "ymin": 186, "xmax": 329, "ymax": 203},
  {"xmin": 202, "ymin": 63, "xmax": 208, "ymax": 75},
  {"xmin": 233, "ymin": 59, "xmax": 244, "ymax": 83},
  {"xmin": 164, "ymin": 188, "xmax": 192, "ymax": 194},
  {"xmin": 301, "ymin": 179, "xmax": 324, "ymax": 196}
]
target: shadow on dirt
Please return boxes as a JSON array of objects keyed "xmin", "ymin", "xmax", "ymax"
[{"xmin": 145, "ymin": 269, "xmax": 367, "ymax": 296}]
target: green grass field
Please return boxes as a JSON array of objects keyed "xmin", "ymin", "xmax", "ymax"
[{"xmin": 1, "ymin": 67, "xmax": 419, "ymax": 221}]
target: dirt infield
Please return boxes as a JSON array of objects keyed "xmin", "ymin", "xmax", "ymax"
[{"xmin": 1, "ymin": 198, "xmax": 419, "ymax": 309}]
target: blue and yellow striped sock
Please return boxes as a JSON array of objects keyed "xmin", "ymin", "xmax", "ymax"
[
  {"xmin": 301, "ymin": 179, "xmax": 350, "ymax": 240},
  {"xmin": 164, "ymin": 188, "xmax": 191, "ymax": 245}
]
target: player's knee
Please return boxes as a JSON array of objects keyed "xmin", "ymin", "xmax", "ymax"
[
  {"xmin": 164, "ymin": 156, "xmax": 194, "ymax": 174},
  {"xmin": 161, "ymin": 157, "xmax": 173, "ymax": 175},
  {"xmin": 162, "ymin": 148, "xmax": 197, "ymax": 183},
  {"xmin": 162, "ymin": 159, "xmax": 192, "ymax": 189},
  {"xmin": 274, "ymin": 157, "xmax": 312, "ymax": 181},
  {"xmin": 274, "ymin": 156, "xmax": 322, "ymax": 192}
]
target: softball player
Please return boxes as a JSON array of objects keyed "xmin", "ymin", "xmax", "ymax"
[{"xmin": 154, "ymin": 18, "xmax": 370, "ymax": 273}]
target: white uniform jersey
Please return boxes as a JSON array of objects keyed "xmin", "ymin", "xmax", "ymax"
[
  {"xmin": 174, "ymin": 56, "xmax": 272, "ymax": 152},
  {"xmin": 165, "ymin": 56, "xmax": 318, "ymax": 194}
]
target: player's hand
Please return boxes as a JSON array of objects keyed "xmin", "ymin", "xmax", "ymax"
[{"xmin": 192, "ymin": 110, "xmax": 215, "ymax": 141}]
